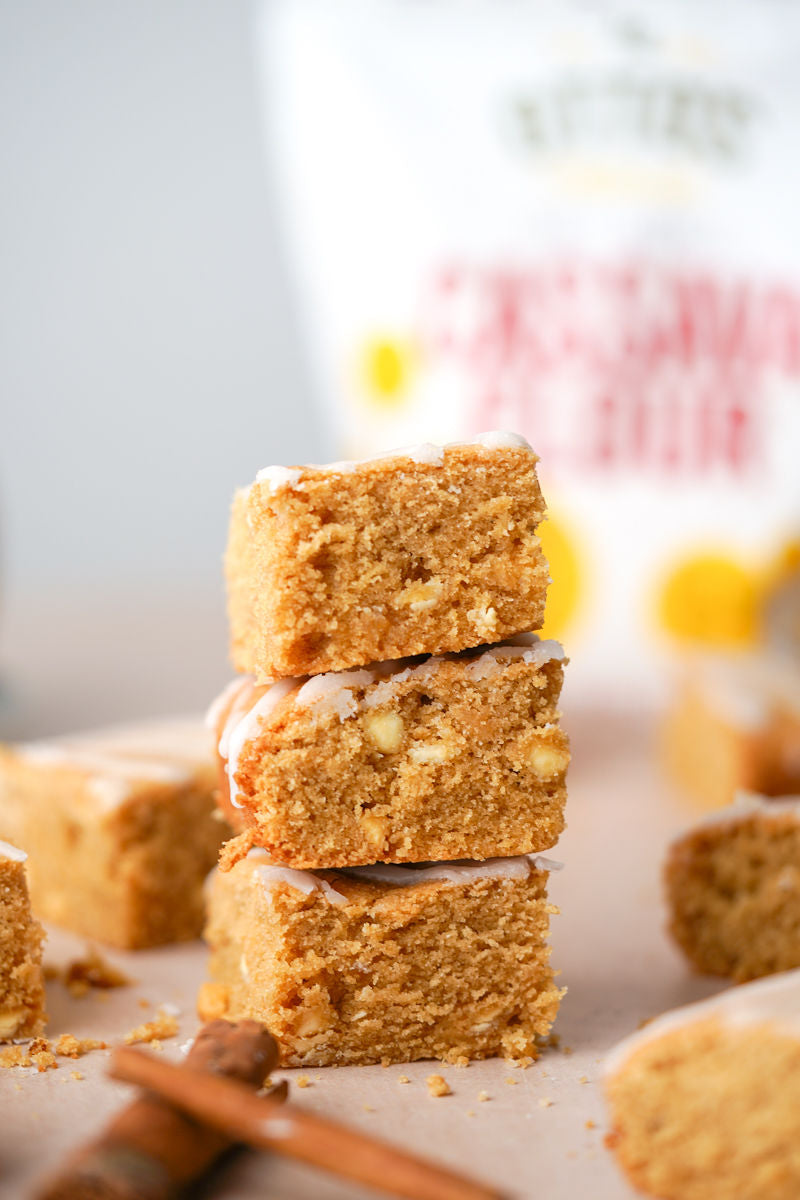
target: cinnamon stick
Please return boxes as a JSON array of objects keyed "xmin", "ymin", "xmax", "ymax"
[
  {"xmin": 111, "ymin": 1045, "xmax": 503, "ymax": 1200},
  {"xmin": 36, "ymin": 1019, "xmax": 278, "ymax": 1200}
]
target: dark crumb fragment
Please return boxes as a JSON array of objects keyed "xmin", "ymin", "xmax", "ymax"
[{"xmin": 46, "ymin": 947, "xmax": 132, "ymax": 997}]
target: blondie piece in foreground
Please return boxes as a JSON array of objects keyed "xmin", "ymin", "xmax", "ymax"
[
  {"xmin": 666, "ymin": 792, "xmax": 800, "ymax": 982},
  {"xmin": 200, "ymin": 851, "xmax": 563, "ymax": 1066},
  {"xmin": 226, "ymin": 433, "xmax": 549, "ymax": 680},
  {"xmin": 210, "ymin": 635, "xmax": 568, "ymax": 868},
  {"xmin": 605, "ymin": 969, "xmax": 800, "ymax": 1200},
  {"xmin": 0, "ymin": 720, "xmax": 227, "ymax": 949},
  {"xmin": 0, "ymin": 842, "xmax": 46, "ymax": 1039}
]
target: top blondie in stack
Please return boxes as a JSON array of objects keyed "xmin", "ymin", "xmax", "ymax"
[{"xmin": 201, "ymin": 433, "xmax": 570, "ymax": 1066}]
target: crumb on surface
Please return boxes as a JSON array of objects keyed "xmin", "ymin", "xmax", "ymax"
[
  {"xmin": 54, "ymin": 1034, "xmax": 108, "ymax": 1059},
  {"xmin": 296, "ymin": 1074, "xmax": 311, "ymax": 1088},
  {"xmin": 427, "ymin": 1074, "xmax": 452, "ymax": 1098},
  {"xmin": 562, "ymin": 1045, "xmax": 573, "ymax": 1056},
  {"xmin": 585, "ymin": 1119, "xmax": 597, "ymax": 1130},
  {"xmin": 123, "ymin": 1010, "xmax": 179, "ymax": 1046},
  {"xmin": 397, "ymin": 1075, "xmax": 411, "ymax": 1084},
  {"xmin": 466, "ymin": 1110, "xmax": 476, "ymax": 1117},
  {"xmin": 579, "ymin": 1075, "xmax": 589, "ymax": 1084},
  {"xmin": 1, "ymin": 1031, "xmax": 111, "ymax": 1071},
  {"xmin": 138, "ymin": 998, "xmax": 151, "ymax": 1009},
  {"xmin": 453, "ymin": 1056, "xmax": 469, "ymax": 1068},
  {"xmin": 505, "ymin": 1077, "xmax": 518, "ymax": 1086},
  {"xmin": 362, "ymin": 1104, "xmax": 375, "ymax": 1113},
  {"xmin": 70, "ymin": 1071, "xmax": 84, "ymax": 1081},
  {"xmin": 478, "ymin": 1090, "xmax": 491, "ymax": 1102},
  {"xmin": 517, "ymin": 1056, "xmax": 534, "ymax": 1069},
  {"xmin": 538, "ymin": 1097, "xmax": 553, "ymax": 1108},
  {"xmin": 0, "ymin": 1039, "xmax": 57, "ymax": 1072},
  {"xmin": 49, "ymin": 947, "xmax": 132, "ymax": 997}
]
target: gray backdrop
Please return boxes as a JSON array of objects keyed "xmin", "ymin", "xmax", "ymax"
[{"xmin": 1, "ymin": 1, "xmax": 326, "ymax": 735}]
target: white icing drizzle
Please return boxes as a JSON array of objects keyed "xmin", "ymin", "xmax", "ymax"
[
  {"xmin": 18, "ymin": 746, "xmax": 188, "ymax": 783},
  {"xmin": 13, "ymin": 719, "xmax": 210, "ymax": 812},
  {"xmin": 0, "ymin": 840, "xmax": 27, "ymax": 863},
  {"xmin": 679, "ymin": 790, "xmax": 800, "ymax": 837},
  {"xmin": 247, "ymin": 850, "xmax": 563, "ymax": 908},
  {"xmin": 472, "ymin": 431, "xmax": 531, "ymax": 450},
  {"xmin": 340, "ymin": 854, "xmax": 562, "ymax": 887},
  {"xmin": 70, "ymin": 717, "xmax": 212, "ymax": 763},
  {"xmin": 605, "ymin": 968, "xmax": 800, "ymax": 1079},
  {"xmin": 692, "ymin": 652, "xmax": 800, "ymax": 728},
  {"xmin": 252, "ymin": 431, "xmax": 534, "ymax": 494},
  {"xmin": 224, "ymin": 679, "xmax": 296, "ymax": 809},
  {"xmin": 255, "ymin": 464, "xmax": 303, "ymax": 490},
  {"xmin": 255, "ymin": 862, "xmax": 351, "ymax": 906},
  {"xmin": 294, "ymin": 669, "xmax": 375, "ymax": 720},
  {"xmin": 204, "ymin": 679, "xmax": 246, "ymax": 736}
]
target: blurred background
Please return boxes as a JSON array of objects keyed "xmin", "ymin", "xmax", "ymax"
[
  {"xmin": 2, "ymin": 1, "xmax": 798, "ymax": 814},
  {"xmin": 1, "ymin": 1, "xmax": 326, "ymax": 735}
]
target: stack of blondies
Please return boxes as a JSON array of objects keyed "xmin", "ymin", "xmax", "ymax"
[{"xmin": 200, "ymin": 433, "xmax": 570, "ymax": 1067}]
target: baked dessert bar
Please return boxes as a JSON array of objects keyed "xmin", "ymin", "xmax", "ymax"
[
  {"xmin": 0, "ymin": 719, "xmax": 227, "ymax": 949},
  {"xmin": 209, "ymin": 635, "xmax": 568, "ymax": 868},
  {"xmin": 200, "ymin": 850, "xmax": 563, "ymax": 1066},
  {"xmin": 605, "ymin": 969, "xmax": 800, "ymax": 1200},
  {"xmin": 666, "ymin": 792, "xmax": 800, "ymax": 982},
  {"xmin": 661, "ymin": 652, "xmax": 800, "ymax": 809},
  {"xmin": 226, "ymin": 433, "xmax": 549, "ymax": 680},
  {"xmin": 0, "ymin": 842, "xmax": 46, "ymax": 1039}
]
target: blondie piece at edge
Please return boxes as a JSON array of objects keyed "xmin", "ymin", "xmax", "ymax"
[
  {"xmin": 211, "ymin": 635, "xmax": 569, "ymax": 868},
  {"xmin": 666, "ymin": 793, "xmax": 800, "ymax": 982},
  {"xmin": 200, "ymin": 851, "xmax": 563, "ymax": 1067},
  {"xmin": 0, "ymin": 720, "xmax": 227, "ymax": 949},
  {"xmin": 605, "ymin": 971, "xmax": 800, "ymax": 1200},
  {"xmin": 0, "ymin": 842, "xmax": 46, "ymax": 1039},
  {"xmin": 226, "ymin": 433, "xmax": 549, "ymax": 680}
]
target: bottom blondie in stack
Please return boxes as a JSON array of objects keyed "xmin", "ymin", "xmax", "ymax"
[
  {"xmin": 200, "ymin": 435, "xmax": 570, "ymax": 1066},
  {"xmin": 203, "ymin": 853, "xmax": 562, "ymax": 1066}
]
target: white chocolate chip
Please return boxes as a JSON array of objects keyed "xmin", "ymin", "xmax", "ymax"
[
  {"xmin": 363, "ymin": 711, "xmax": 404, "ymax": 754},
  {"xmin": 361, "ymin": 814, "xmax": 389, "ymax": 847},
  {"xmin": 409, "ymin": 742, "xmax": 454, "ymax": 765},
  {"xmin": 294, "ymin": 1005, "xmax": 333, "ymax": 1037},
  {"xmin": 467, "ymin": 604, "xmax": 499, "ymax": 637},
  {"xmin": 527, "ymin": 744, "xmax": 570, "ymax": 780},
  {"xmin": 0, "ymin": 1009, "xmax": 25, "ymax": 1038},
  {"xmin": 394, "ymin": 579, "xmax": 443, "ymax": 613}
]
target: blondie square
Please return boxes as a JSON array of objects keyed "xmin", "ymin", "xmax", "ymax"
[
  {"xmin": 226, "ymin": 433, "xmax": 549, "ymax": 680},
  {"xmin": 0, "ymin": 720, "xmax": 227, "ymax": 949},
  {"xmin": 666, "ymin": 793, "xmax": 800, "ymax": 982},
  {"xmin": 0, "ymin": 842, "xmax": 46, "ymax": 1039},
  {"xmin": 200, "ymin": 851, "xmax": 563, "ymax": 1067},
  {"xmin": 661, "ymin": 653, "xmax": 800, "ymax": 809},
  {"xmin": 210, "ymin": 635, "xmax": 568, "ymax": 868},
  {"xmin": 605, "ymin": 970, "xmax": 800, "ymax": 1200}
]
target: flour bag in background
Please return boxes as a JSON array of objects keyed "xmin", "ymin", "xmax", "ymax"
[{"xmin": 255, "ymin": 0, "xmax": 800, "ymax": 706}]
